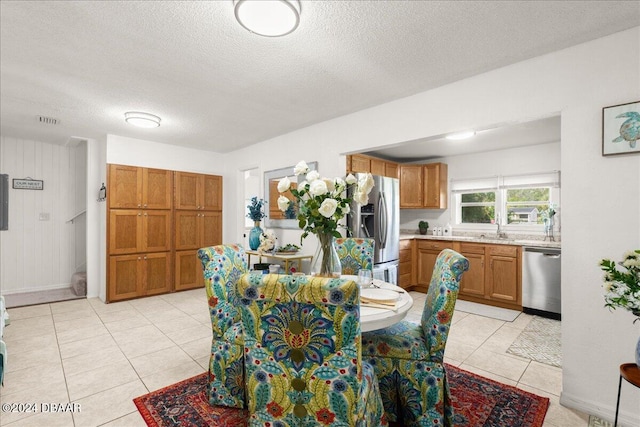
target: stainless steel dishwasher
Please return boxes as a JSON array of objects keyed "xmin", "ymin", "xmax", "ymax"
[{"xmin": 522, "ymin": 246, "xmax": 561, "ymax": 320}]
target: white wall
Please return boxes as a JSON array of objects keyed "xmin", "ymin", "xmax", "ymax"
[
  {"xmin": 0, "ymin": 137, "xmax": 84, "ymax": 294},
  {"xmin": 221, "ymin": 28, "xmax": 640, "ymax": 424},
  {"xmin": 400, "ymin": 141, "xmax": 561, "ymax": 233}
]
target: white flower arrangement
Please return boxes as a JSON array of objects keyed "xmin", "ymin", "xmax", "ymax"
[
  {"xmin": 600, "ymin": 249, "xmax": 640, "ymax": 321},
  {"xmin": 276, "ymin": 160, "xmax": 374, "ymax": 242}
]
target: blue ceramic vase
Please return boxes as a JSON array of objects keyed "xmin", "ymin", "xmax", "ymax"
[{"xmin": 249, "ymin": 222, "xmax": 262, "ymax": 251}]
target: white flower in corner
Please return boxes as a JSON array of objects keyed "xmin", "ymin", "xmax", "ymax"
[
  {"xmin": 277, "ymin": 195, "xmax": 291, "ymax": 211},
  {"xmin": 309, "ymin": 179, "xmax": 328, "ymax": 197},
  {"xmin": 323, "ymin": 178, "xmax": 335, "ymax": 193},
  {"xmin": 318, "ymin": 198, "xmax": 338, "ymax": 218},
  {"xmin": 277, "ymin": 176, "xmax": 291, "ymax": 193},
  {"xmin": 294, "ymin": 161, "xmax": 309, "ymax": 176}
]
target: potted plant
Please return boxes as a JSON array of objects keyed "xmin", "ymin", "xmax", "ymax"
[{"xmin": 418, "ymin": 221, "xmax": 429, "ymax": 235}]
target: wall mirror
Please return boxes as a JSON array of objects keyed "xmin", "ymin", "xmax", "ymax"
[{"xmin": 264, "ymin": 161, "xmax": 317, "ymax": 229}]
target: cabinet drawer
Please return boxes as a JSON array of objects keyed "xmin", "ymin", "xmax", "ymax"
[
  {"xmin": 460, "ymin": 243, "xmax": 485, "ymax": 254},
  {"xmin": 488, "ymin": 244, "xmax": 518, "ymax": 257},
  {"xmin": 418, "ymin": 240, "xmax": 452, "ymax": 251}
]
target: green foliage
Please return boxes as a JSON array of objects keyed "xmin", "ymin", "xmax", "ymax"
[{"xmin": 418, "ymin": 220, "xmax": 429, "ymax": 230}]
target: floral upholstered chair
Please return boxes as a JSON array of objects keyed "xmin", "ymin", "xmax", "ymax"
[
  {"xmin": 197, "ymin": 244, "xmax": 248, "ymax": 408},
  {"xmin": 235, "ymin": 273, "xmax": 388, "ymax": 427},
  {"xmin": 361, "ymin": 249, "xmax": 469, "ymax": 426},
  {"xmin": 334, "ymin": 237, "xmax": 374, "ymax": 275}
]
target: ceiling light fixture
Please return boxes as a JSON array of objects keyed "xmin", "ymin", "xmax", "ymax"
[
  {"xmin": 446, "ymin": 131, "xmax": 476, "ymax": 140},
  {"xmin": 124, "ymin": 112, "xmax": 161, "ymax": 128},
  {"xmin": 234, "ymin": 0, "xmax": 301, "ymax": 37}
]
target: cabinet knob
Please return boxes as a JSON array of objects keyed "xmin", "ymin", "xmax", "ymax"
[
  {"xmin": 144, "ymin": 213, "xmax": 148, "ymax": 216},
  {"xmin": 144, "ymin": 256, "xmax": 147, "ymax": 260},
  {"xmin": 138, "ymin": 213, "xmax": 141, "ymax": 216},
  {"xmin": 138, "ymin": 204, "xmax": 141, "ymax": 207},
  {"xmin": 144, "ymin": 204, "xmax": 147, "ymax": 207},
  {"xmin": 138, "ymin": 257, "xmax": 141, "ymax": 260}
]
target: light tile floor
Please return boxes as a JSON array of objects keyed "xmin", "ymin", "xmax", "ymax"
[{"xmin": 1, "ymin": 290, "xmax": 591, "ymax": 426}]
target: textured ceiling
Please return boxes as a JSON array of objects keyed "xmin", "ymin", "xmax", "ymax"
[{"xmin": 1, "ymin": 1, "xmax": 639, "ymax": 153}]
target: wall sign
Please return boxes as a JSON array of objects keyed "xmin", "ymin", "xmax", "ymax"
[{"xmin": 13, "ymin": 178, "xmax": 44, "ymax": 190}]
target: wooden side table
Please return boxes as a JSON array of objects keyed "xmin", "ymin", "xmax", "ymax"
[{"xmin": 614, "ymin": 363, "xmax": 640, "ymax": 427}]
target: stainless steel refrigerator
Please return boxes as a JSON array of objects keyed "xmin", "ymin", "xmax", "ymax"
[{"xmin": 347, "ymin": 174, "xmax": 400, "ymax": 284}]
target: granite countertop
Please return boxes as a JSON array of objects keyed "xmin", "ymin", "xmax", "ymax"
[{"xmin": 400, "ymin": 232, "xmax": 561, "ymax": 249}]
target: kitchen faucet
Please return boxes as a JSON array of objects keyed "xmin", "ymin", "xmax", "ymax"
[{"xmin": 495, "ymin": 213, "xmax": 507, "ymax": 239}]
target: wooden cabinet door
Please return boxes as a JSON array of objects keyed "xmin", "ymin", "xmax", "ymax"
[
  {"xmin": 143, "ymin": 252, "xmax": 171, "ymax": 296},
  {"xmin": 398, "ymin": 240, "xmax": 413, "ymax": 289},
  {"xmin": 109, "ymin": 165, "xmax": 142, "ymax": 208},
  {"xmin": 202, "ymin": 175, "xmax": 222, "ymax": 211},
  {"xmin": 349, "ymin": 155, "xmax": 370, "ymax": 173},
  {"xmin": 486, "ymin": 245, "xmax": 519, "ymax": 304},
  {"xmin": 400, "ymin": 165, "xmax": 424, "ymax": 208},
  {"xmin": 175, "ymin": 211, "xmax": 200, "ymax": 250},
  {"xmin": 108, "ymin": 254, "xmax": 144, "ymax": 301},
  {"xmin": 370, "ymin": 158, "xmax": 385, "ymax": 176},
  {"xmin": 175, "ymin": 250, "xmax": 204, "ymax": 291},
  {"xmin": 201, "ymin": 211, "xmax": 222, "ymax": 247},
  {"xmin": 416, "ymin": 240, "xmax": 454, "ymax": 287},
  {"xmin": 143, "ymin": 168, "xmax": 173, "ymax": 209},
  {"xmin": 385, "ymin": 162, "xmax": 399, "ymax": 179},
  {"xmin": 175, "ymin": 172, "xmax": 201, "ymax": 210},
  {"xmin": 423, "ymin": 163, "xmax": 448, "ymax": 209},
  {"xmin": 141, "ymin": 210, "xmax": 172, "ymax": 252},
  {"xmin": 459, "ymin": 252, "xmax": 485, "ymax": 297},
  {"xmin": 109, "ymin": 210, "xmax": 141, "ymax": 255}
]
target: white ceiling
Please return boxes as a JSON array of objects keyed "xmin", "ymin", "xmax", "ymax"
[{"xmin": 1, "ymin": 1, "xmax": 638, "ymax": 154}]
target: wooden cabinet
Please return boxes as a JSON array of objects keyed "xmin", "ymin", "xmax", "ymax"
[
  {"xmin": 108, "ymin": 164, "xmax": 173, "ymax": 209},
  {"xmin": 347, "ymin": 154, "xmax": 399, "ymax": 178},
  {"xmin": 175, "ymin": 172, "xmax": 222, "ymax": 211},
  {"xmin": 400, "ymin": 163, "xmax": 448, "ymax": 209},
  {"xmin": 108, "ymin": 252, "xmax": 171, "ymax": 301},
  {"xmin": 458, "ymin": 243, "xmax": 486, "ymax": 298},
  {"xmin": 398, "ymin": 239, "xmax": 414, "ymax": 289},
  {"xmin": 109, "ymin": 210, "xmax": 171, "ymax": 255},
  {"xmin": 457, "ymin": 242, "xmax": 521, "ymax": 310},
  {"xmin": 415, "ymin": 240, "xmax": 454, "ymax": 292},
  {"xmin": 107, "ymin": 164, "xmax": 223, "ymax": 301}
]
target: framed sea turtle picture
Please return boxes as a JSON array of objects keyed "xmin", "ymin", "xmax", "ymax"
[{"xmin": 602, "ymin": 100, "xmax": 639, "ymax": 156}]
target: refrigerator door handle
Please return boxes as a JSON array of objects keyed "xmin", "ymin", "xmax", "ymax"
[{"xmin": 379, "ymin": 191, "xmax": 388, "ymax": 249}]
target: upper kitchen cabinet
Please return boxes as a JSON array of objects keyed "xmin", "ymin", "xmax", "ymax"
[
  {"xmin": 175, "ymin": 172, "xmax": 222, "ymax": 211},
  {"xmin": 347, "ymin": 154, "xmax": 398, "ymax": 178},
  {"xmin": 399, "ymin": 162, "xmax": 448, "ymax": 209},
  {"xmin": 108, "ymin": 164, "xmax": 173, "ymax": 209}
]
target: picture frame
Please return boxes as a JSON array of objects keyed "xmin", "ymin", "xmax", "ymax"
[{"xmin": 602, "ymin": 100, "xmax": 639, "ymax": 156}]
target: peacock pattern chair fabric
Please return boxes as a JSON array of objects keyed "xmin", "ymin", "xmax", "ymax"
[
  {"xmin": 235, "ymin": 273, "xmax": 388, "ymax": 427},
  {"xmin": 197, "ymin": 244, "xmax": 248, "ymax": 408},
  {"xmin": 361, "ymin": 249, "xmax": 469, "ymax": 426},
  {"xmin": 334, "ymin": 237, "xmax": 374, "ymax": 275}
]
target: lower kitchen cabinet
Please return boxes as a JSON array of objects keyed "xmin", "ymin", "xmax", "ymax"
[
  {"xmin": 415, "ymin": 240, "xmax": 454, "ymax": 292},
  {"xmin": 108, "ymin": 252, "xmax": 172, "ymax": 302},
  {"xmin": 398, "ymin": 239, "xmax": 414, "ymax": 289},
  {"xmin": 458, "ymin": 242, "xmax": 521, "ymax": 310}
]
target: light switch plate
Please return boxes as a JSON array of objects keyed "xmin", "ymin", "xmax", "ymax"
[{"xmin": 39, "ymin": 212, "xmax": 50, "ymax": 221}]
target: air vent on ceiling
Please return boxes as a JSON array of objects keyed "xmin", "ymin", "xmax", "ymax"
[{"xmin": 37, "ymin": 116, "xmax": 59, "ymax": 125}]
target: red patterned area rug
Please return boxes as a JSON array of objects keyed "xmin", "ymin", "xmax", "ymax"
[{"xmin": 134, "ymin": 364, "xmax": 549, "ymax": 427}]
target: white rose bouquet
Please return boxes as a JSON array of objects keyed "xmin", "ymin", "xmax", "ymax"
[{"xmin": 276, "ymin": 160, "xmax": 374, "ymax": 242}]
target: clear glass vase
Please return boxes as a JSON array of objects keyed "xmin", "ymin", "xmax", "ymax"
[{"xmin": 310, "ymin": 232, "xmax": 342, "ymax": 278}]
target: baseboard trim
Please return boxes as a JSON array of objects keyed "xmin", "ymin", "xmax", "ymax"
[
  {"xmin": 1, "ymin": 283, "xmax": 72, "ymax": 295},
  {"xmin": 560, "ymin": 390, "xmax": 637, "ymax": 427}
]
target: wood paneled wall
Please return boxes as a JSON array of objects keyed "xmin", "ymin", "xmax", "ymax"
[{"xmin": 0, "ymin": 137, "xmax": 86, "ymax": 293}]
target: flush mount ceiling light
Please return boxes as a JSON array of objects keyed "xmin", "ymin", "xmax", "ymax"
[
  {"xmin": 234, "ymin": 0, "xmax": 301, "ymax": 37},
  {"xmin": 446, "ymin": 131, "xmax": 476, "ymax": 140},
  {"xmin": 124, "ymin": 112, "xmax": 161, "ymax": 128}
]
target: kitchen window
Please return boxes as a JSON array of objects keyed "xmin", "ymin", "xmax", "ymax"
[{"xmin": 452, "ymin": 172, "xmax": 560, "ymax": 230}]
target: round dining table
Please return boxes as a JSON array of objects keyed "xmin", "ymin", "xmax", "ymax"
[{"xmin": 342, "ymin": 276, "xmax": 414, "ymax": 332}]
